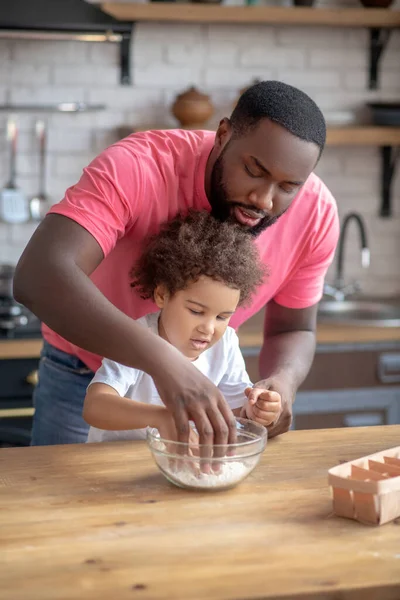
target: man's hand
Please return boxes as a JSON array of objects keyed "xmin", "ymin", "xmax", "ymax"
[
  {"xmin": 242, "ymin": 386, "xmax": 282, "ymax": 427},
  {"xmin": 152, "ymin": 349, "xmax": 237, "ymax": 452},
  {"xmin": 248, "ymin": 377, "xmax": 294, "ymax": 437}
]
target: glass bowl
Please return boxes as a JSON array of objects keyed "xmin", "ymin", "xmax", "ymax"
[{"xmin": 146, "ymin": 417, "xmax": 267, "ymax": 491}]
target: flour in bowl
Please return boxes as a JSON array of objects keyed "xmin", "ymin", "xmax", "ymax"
[{"xmin": 160, "ymin": 459, "xmax": 252, "ymax": 489}]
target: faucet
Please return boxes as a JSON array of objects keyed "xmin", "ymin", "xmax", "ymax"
[{"xmin": 323, "ymin": 212, "xmax": 370, "ymax": 302}]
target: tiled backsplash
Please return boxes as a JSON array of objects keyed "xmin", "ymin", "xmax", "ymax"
[{"xmin": 0, "ymin": 11, "xmax": 399, "ymax": 296}]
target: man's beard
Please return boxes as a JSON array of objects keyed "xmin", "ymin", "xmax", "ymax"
[{"xmin": 209, "ymin": 150, "xmax": 279, "ymax": 238}]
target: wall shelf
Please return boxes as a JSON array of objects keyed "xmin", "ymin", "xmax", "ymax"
[
  {"xmin": 326, "ymin": 126, "xmax": 400, "ymax": 146},
  {"xmin": 101, "ymin": 4, "xmax": 399, "ymax": 89},
  {"xmin": 121, "ymin": 124, "xmax": 400, "ymax": 147},
  {"xmin": 0, "ymin": 103, "xmax": 106, "ymax": 113},
  {"xmin": 101, "ymin": 4, "xmax": 400, "ymax": 27},
  {"xmin": 120, "ymin": 124, "xmax": 399, "ymax": 217},
  {"xmin": 327, "ymin": 127, "xmax": 399, "ymax": 218}
]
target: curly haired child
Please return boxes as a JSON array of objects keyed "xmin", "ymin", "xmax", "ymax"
[{"xmin": 83, "ymin": 211, "xmax": 282, "ymax": 443}]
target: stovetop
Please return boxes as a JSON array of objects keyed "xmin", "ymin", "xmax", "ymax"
[{"xmin": 0, "ymin": 298, "xmax": 42, "ymax": 340}]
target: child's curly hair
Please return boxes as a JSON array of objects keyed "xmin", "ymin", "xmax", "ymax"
[{"xmin": 130, "ymin": 210, "xmax": 266, "ymax": 306}]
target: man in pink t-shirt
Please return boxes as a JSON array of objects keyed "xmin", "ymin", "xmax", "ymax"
[{"xmin": 14, "ymin": 80, "xmax": 339, "ymax": 446}]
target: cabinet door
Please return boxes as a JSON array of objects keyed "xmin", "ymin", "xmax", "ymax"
[
  {"xmin": 293, "ymin": 387, "xmax": 400, "ymax": 430},
  {"xmin": 0, "ymin": 358, "xmax": 39, "ymax": 400},
  {"xmin": 0, "ymin": 358, "xmax": 39, "ymax": 447}
]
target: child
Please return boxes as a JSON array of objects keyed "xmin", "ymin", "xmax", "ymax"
[{"xmin": 83, "ymin": 211, "xmax": 282, "ymax": 443}]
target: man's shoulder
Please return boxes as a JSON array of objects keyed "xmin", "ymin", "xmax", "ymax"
[
  {"xmin": 114, "ymin": 128, "xmax": 214, "ymax": 160},
  {"xmin": 301, "ymin": 172, "xmax": 336, "ymax": 210}
]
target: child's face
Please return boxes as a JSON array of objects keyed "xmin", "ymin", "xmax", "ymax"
[{"xmin": 155, "ymin": 276, "xmax": 240, "ymax": 361}]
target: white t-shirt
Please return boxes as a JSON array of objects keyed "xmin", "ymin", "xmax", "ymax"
[{"xmin": 87, "ymin": 311, "xmax": 252, "ymax": 443}]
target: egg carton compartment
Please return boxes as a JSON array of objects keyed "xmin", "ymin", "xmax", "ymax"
[{"xmin": 328, "ymin": 446, "xmax": 400, "ymax": 525}]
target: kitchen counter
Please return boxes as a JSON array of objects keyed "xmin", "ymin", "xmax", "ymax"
[
  {"xmin": 3, "ymin": 322, "xmax": 396, "ymax": 363},
  {"xmin": 0, "ymin": 338, "xmax": 43, "ymax": 359},
  {"xmin": 1, "ymin": 426, "xmax": 399, "ymax": 599},
  {"xmin": 1, "ymin": 298, "xmax": 400, "ymax": 360},
  {"xmin": 238, "ymin": 307, "xmax": 400, "ymax": 348}
]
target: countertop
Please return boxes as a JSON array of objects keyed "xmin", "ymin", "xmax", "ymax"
[
  {"xmin": 237, "ymin": 308, "xmax": 400, "ymax": 348},
  {"xmin": 1, "ymin": 298, "xmax": 400, "ymax": 360},
  {"xmin": 1, "ymin": 426, "xmax": 400, "ymax": 600}
]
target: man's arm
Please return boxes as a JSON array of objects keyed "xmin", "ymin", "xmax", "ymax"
[
  {"xmin": 13, "ymin": 214, "xmax": 237, "ymax": 446},
  {"xmin": 256, "ymin": 299, "xmax": 318, "ymax": 437}
]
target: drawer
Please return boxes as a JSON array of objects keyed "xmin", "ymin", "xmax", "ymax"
[
  {"xmin": 0, "ymin": 358, "xmax": 39, "ymax": 400},
  {"xmin": 293, "ymin": 387, "xmax": 400, "ymax": 430},
  {"xmin": 301, "ymin": 350, "xmax": 400, "ymax": 391},
  {"xmin": 0, "ymin": 415, "xmax": 32, "ymax": 447}
]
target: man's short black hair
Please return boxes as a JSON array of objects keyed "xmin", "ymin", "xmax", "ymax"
[{"xmin": 230, "ymin": 80, "xmax": 326, "ymax": 155}]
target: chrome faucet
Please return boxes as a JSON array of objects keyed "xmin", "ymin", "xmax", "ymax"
[{"xmin": 324, "ymin": 212, "xmax": 370, "ymax": 302}]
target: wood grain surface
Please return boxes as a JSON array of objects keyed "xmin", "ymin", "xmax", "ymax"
[
  {"xmin": 101, "ymin": 3, "xmax": 400, "ymax": 27},
  {"xmin": 1, "ymin": 426, "xmax": 400, "ymax": 600}
]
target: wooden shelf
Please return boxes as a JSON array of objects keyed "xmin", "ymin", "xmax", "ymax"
[
  {"xmin": 102, "ymin": 3, "xmax": 400, "ymax": 27},
  {"xmin": 121, "ymin": 125, "xmax": 400, "ymax": 147},
  {"xmin": 326, "ymin": 126, "xmax": 400, "ymax": 146}
]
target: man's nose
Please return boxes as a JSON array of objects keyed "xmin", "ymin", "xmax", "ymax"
[{"xmin": 248, "ymin": 184, "xmax": 274, "ymax": 213}]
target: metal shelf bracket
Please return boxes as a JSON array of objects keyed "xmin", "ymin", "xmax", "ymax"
[
  {"xmin": 369, "ymin": 28, "xmax": 391, "ymax": 90},
  {"xmin": 119, "ymin": 26, "xmax": 133, "ymax": 86},
  {"xmin": 380, "ymin": 145, "xmax": 399, "ymax": 218}
]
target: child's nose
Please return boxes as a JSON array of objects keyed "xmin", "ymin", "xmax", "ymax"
[{"xmin": 199, "ymin": 320, "xmax": 215, "ymax": 337}]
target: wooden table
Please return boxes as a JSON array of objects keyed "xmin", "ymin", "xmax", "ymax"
[{"xmin": 1, "ymin": 427, "xmax": 400, "ymax": 600}]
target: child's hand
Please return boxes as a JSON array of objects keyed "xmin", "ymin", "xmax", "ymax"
[{"xmin": 242, "ymin": 386, "xmax": 282, "ymax": 427}]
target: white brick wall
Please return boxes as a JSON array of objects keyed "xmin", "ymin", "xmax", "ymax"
[{"xmin": 0, "ymin": 10, "xmax": 399, "ymax": 297}]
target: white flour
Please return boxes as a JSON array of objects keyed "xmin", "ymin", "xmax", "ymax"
[{"xmin": 160, "ymin": 459, "xmax": 251, "ymax": 489}]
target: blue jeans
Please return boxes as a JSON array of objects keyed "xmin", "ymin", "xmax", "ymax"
[{"xmin": 31, "ymin": 341, "xmax": 95, "ymax": 446}]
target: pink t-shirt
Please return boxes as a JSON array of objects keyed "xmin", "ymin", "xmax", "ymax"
[{"xmin": 44, "ymin": 129, "xmax": 339, "ymax": 372}]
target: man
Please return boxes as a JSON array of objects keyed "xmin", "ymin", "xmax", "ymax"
[{"xmin": 14, "ymin": 80, "xmax": 339, "ymax": 447}]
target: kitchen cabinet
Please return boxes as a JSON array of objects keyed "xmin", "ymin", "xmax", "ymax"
[
  {"xmin": 239, "ymin": 308, "xmax": 400, "ymax": 431},
  {"xmin": 0, "ymin": 356, "xmax": 39, "ymax": 447},
  {"xmin": 243, "ymin": 344, "xmax": 400, "ymax": 429}
]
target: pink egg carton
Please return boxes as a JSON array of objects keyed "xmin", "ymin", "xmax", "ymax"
[{"xmin": 328, "ymin": 446, "xmax": 400, "ymax": 525}]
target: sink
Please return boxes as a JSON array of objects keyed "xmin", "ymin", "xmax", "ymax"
[{"xmin": 318, "ymin": 300, "xmax": 400, "ymax": 327}]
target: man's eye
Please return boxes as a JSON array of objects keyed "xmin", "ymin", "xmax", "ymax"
[
  {"xmin": 244, "ymin": 165, "xmax": 260, "ymax": 178},
  {"xmin": 280, "ymin": 185, "xmax": 296, "ymax": 194}
]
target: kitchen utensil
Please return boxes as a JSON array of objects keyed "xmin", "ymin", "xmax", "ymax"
[
  {"xmin": 147, "ymin": 417, "xmax": 267, "ymax": 491},
  {"xmin": 0, "ymin": 119, "xmax": 29, "ymax": 224},
  {"xmin": 29, "ymin": 120, "xmax": 49, "ymax": 221},
  {"xmin": 367, "ymin": 102, "xmax": 400, "ymax": 126},
  {"xmin": 328, "ymin": 445, "xmax": 400, "ymax": 525},
  {"xmin": 0, "ymin": 264, "xmax": 16, "ymax": 298}
]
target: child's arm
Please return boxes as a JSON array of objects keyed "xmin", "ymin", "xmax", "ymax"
[
  {"xmin": 219, "ymin": 330, "xmax": 282, "ymax": 427},
  {"xmin": 83, "ymin": 382, "xmax": 177, "ymax": 439}
]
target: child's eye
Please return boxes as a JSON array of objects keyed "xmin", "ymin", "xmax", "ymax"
[
  {"xmin": 189, "ymin": 309, "xmax": 202, "ymax": 315},
  {"xmin": 217, "ymin": 316, "xmax": 229, "ymax": 321}
]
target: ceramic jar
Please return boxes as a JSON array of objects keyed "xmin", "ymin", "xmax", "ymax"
[{"xmin": 171, "ymin": 86, "xmax": 214, "ymax": 128}]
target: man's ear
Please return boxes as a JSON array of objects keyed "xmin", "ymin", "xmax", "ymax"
[
  {"xmin": 154, "ymin": 284, "xmax": 168, "ymax": 309},
  {"xmin": 215, "ymin": 117, "xmax": 233, "ymax": 151}
]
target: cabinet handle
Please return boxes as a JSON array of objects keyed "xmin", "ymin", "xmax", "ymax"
[
  {"xmin": 25, "ymin": 370, "xmax": 39, "ymax": 386},
  {"xmin": 343, "ymin": 413, "xmax": 384, "ymax": 427},
  {"xmin": 0, "ymin": 407, "xmax": 35, "ymax": 418},
  {"xmin": 377, "ymin": 353, "xmax": 400, "ymax": 384}
]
